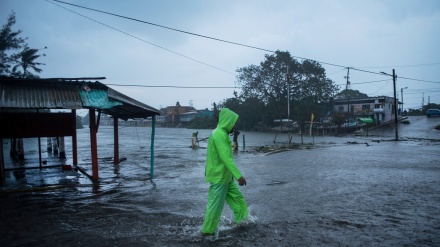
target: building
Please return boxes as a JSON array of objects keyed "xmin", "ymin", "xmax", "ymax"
[
  {"xmin": 334, "ymin": 96, "xmax": 398, "ymax": 125},
  {"xmin": 161, "ymin": 102, "xmax": 197, "ymax": 127},
  {"xmin": 0, "ymin": 77, "xmax": 160, "ymax": 182}
]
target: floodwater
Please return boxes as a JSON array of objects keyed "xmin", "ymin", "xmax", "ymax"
[{"xmin": 1, "ymin": 116, "xmax": 440, "ymax": 246}]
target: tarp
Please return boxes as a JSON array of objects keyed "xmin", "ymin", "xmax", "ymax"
[
  {"xmin": 358, "ymin": 118, "xmax": 373, "ymax": 123},
  {"xmin": 79, "ymin": 89, "xmax": 122, "ymax": 109}
]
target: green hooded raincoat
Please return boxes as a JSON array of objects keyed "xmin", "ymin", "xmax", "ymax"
[{"xmin": 201, "ymin": 108, "xmax": 248, "ymax": 235}]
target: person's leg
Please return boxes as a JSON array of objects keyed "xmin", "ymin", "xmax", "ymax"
[
  {"xmin": 225, "ymin": 181, "xmax": 248, "ymax": 224},
  {"xmin": 201, "ymin": 183, "xmax": 228, "ymax": 234}
]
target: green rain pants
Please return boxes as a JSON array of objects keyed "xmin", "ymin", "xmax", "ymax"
[{"xmin": 201, "ymin": 181, "xmax": 248, "ymax": 234}]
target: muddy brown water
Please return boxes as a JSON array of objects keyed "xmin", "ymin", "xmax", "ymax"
[{"xmin": 1, "ymin": 116, "xmax": 439, "ymax": 246}]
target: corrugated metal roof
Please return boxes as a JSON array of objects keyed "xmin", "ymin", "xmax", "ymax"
[
  {"xmin": 0, "ymin": 78, "xmax": 160, "ymax": 120},
  {"xmin": 105, "ymin": 88, "xmax": 160, "ymax": 119},
  {"xmin": 0, "ymin": 78, "xmax": 84, "ymax": 109}
]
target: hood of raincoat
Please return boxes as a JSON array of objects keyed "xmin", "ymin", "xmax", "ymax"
[
  {"xmin": 217, "ymin": 108, "xmax": 238, "ymax": 133},
  {"xmin": 205, "ymin": 108, "xmax": 242, "ymax": 184}
]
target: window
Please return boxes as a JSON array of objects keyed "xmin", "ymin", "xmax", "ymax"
[
  {"xmin": 362, "ymin": 105, "xmax": 370, "ymax": 110},
  {"xmin": 338, "ymin": 106, "xmax": 344, "ymax": 111},
  {"xmin": 374, "ymin": 104, "xmax": 381, "ymax": 109}
]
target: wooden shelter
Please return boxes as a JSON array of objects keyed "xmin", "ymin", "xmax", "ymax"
[{"xmin": 0, "ymin": 77, "xmax": 160, "ymax": 183}]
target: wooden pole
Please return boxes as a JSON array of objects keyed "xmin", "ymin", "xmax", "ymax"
[
  {"xmin": 72, "ymin": 110, "xmax": 78, "ymax": 165},
  {"xmin": 59, "ymin": 137, "xmax": 66, "ymax": 159},
  {"xmin": 393, "ymin": 69, "xmax": 398, "ymax": 141},
  {"xmin": 38, "ymin": 137, "xmax": 42, "ymax": 169},
  {"xmin": 89, "ymin": 109, "xmax": 99, "ymax": 182},
  {"xmin": 0, "ymin": 138, "xmax": 4, "ymax": 182},
  {"xmin": 114, "ymin": 117, "xmax": 119, "ymax": 164},
  {"xmin": 150, "ymin": 115, "xmax": 156, "ymax": 179}
]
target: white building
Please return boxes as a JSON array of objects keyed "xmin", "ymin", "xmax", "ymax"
[{"xmin": 333, "ymin": 96, "xmax": 397, "ymax": 125}]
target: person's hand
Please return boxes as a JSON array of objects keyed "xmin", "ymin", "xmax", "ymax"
[{"xmin": 238, "ymin": 177, "xmax": 247, "ymax": 186}]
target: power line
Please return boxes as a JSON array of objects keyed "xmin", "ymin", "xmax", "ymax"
[
  {"xmin": 369, "ymin": 81, "xmax": 391, "ymax": 95},
  {"xmin": 49, "ymin": 0, "xmax": 347, "ymax": 69},
  {"xmin": 352, "ymin": 79, "xmax": 390, "ymax": 85},
  {"xmin": 357, "ymin": 62, "xmax": 440, "ymax": 69},
  {"xmin": 49, "ymin": 0, "xmax": 440, "ymax": 85},
  {"xmin": 51, "ymin": 0, "xmax": 274, "ymax": 53},
  {"xmin": 105, "ymin": 83, "xmax": 237, "ymax": 89},
  {"xmin": 397, "ymin": 76, "xmax": 440, "ymax": 84},
  {"xmin": 46, "ymin": 0, "xmax": 236, "ymax": 76}
]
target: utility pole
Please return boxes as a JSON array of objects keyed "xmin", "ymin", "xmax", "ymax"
[
  {"xmin": 392, "ymin": 69, "xmax": 398, "ymax": 141},
  {"xmin": 401, "ymin": 87, "xmax": 407, "ymax": 114},
  {"xmin": 345, "ymin": 67, "xmax": 351, "ymax": 114},
  {"xmin": 287, "ymin": 65, "xmax": 290, "ymax": 122},
  {"xmin": 345, "ymin": 67, "xmax": 350, "ymax": 90},
  {"xmin": 381, "ymin": 69, "xmax": 399, "ymax": 141},
  {"xmin": 286, "ymin": 64, "xmax": 291, "ymax": 147}
]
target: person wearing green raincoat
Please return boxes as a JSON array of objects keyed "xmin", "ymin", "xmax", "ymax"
[{"xmin": 201, "ymin": 108, "xmax": 248, "ymax": 236}]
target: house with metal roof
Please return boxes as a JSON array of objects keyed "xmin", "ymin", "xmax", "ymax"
[
  {"xmin": 333, "ymin": 96, "xmax": 397, "ymax": 125},
  {"xmin": 0, "ymin": 77, "xmax": 160, "ymax": 183}
]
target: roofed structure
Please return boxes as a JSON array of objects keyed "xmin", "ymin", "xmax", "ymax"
[
  {"xmin": 0, "ymin": 77, "xmax": 159, "ymax": 120},
  {"xmin": 0, "ymin": 77, "xmax": 160, "ymax": 183}
]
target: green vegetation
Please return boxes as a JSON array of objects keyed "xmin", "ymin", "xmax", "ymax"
[
  {"xmin": 1, "ymin": 12, "xmax": 45, "ymax": 78},
  {"xmin": 219, "ymin": 51, "xmax": 339, "ymax": 130}
]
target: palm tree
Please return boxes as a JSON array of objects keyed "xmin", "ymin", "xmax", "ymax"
[
  {"xmin": 12, "ymin": 46, "xmax": 45, "ymax": 78},
  {"xmin": 11, "ymin": 46, "xmax": 45, "ymax": 160}
]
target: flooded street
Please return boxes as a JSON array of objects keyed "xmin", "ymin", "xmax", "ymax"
[{"xmin": 1, "ymin": 116, "xmax": 440, "ymax": 246}]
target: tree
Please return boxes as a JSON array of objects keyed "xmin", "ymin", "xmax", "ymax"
[
  {"xmin": 1, "ymin": 12, "xmax": 45, "ymax": 78},
  {"xmin": 0, "ymin": 11, "xmax": 27, "ymax": 76},
  {"xmin": 219, "ymin": 93, "xmax": 266, "ymax": 131},
  {"xmin": 334, "ymin": 89, "xmax": 368, "ymax": 100},
  {"xmin": 186, "ymin": 115, "xmax": 216, "ymax": 129},
  {"xmin": 331, "ymin": 112, "xmax": 350, "ymax": 135},
  {"xmin": 235, "ymin": 50, "xmax": 339, "ymax": 126},
  {"xmin": 12, "ymin": 46, "xmax": 45, "ymax": 78}
]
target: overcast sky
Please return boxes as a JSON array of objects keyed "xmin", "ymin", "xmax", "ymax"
[{"xmin": 1, "ymin": 0, "xmax": 439, "ymax": 112}]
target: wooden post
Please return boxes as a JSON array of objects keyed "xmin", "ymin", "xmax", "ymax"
[
  {"xmin": 72, "ymin": 110, "xmax": 78, "ymax": 166},
  {"xmin": 59, "ymin": 137, "xmax": 66, "ymax": 159},
  {"xmin": 89, "ymin": 109, "xmax": 99, "ymax": 182},
  {"xmin": 10, "ymin": 138, "xmax": 16, "ymax": 158},
  {"xmin": 114, "ymin": 117, "xmax": 119, "ymax": 164},
  {"xmin": 52, "ymin": 137, "xmax": 58, "ymax": 154},
  {"xmin": 17, "ymin": 138, "xmax": 24, "ymax": 160},
  {"xmin": 0, "ymin": 138, "xmax": 4, "ymax": 182},
  {"xmin": 38, "ymin": 137, "xmax": 42, "ymax": 169},
  {"xmin": 47, "ymin": 137, "xmax": 52, "ymax": 152},
  {"xmin": 150, "ymin": 115, "xmax": 156, "ymax": 179},
  {"xmin": 242, "ymin": 134, "xmax": 245, "ymax": 151}
]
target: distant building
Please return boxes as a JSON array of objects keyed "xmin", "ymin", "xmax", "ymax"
[
  {"xmin": 334, "ymin": 96, "xmax": 398, "ymax": 125},
  {"xmin": 160, "ymin": 102, "xmax": 197, "ymax": 127}
]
